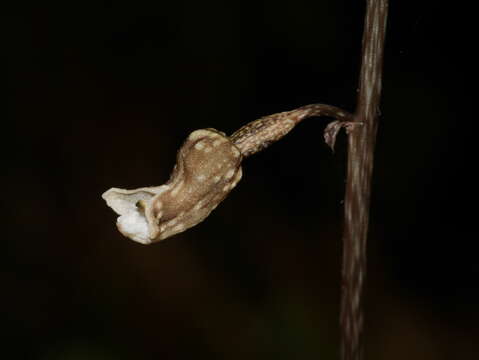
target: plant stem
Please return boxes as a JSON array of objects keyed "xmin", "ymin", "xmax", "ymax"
[{"xmin": 340, "ymin": 1, "xmax": 388, "ymax": 359}]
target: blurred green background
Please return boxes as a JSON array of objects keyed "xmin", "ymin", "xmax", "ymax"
[{"xmin": 4, "ymin": 0, "xmax": 478, "ymax": 359}]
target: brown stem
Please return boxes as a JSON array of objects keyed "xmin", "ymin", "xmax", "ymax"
[
  {"xmin": 230, "ymin": 103, "xmax": 353, "ymax": 158},
  {"xmin": 340, "ymin": 1, "xmax": 388, "ymax": 359}
]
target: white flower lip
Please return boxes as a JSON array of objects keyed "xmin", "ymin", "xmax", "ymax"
[{"xmin": 102, "ymin": 185, "xmax": 170, "ymax": 245}]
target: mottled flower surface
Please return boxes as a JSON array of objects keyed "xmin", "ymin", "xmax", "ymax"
[{"xmin": 102, "ymin": 129, "xmax": 242, "ymax": 244}]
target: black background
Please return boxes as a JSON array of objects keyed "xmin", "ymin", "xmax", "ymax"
[{"xmin": 4, "ymin": 1, "xmax": 478, "ymax": 359}]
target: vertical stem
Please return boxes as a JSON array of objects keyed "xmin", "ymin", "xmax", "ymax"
[{"xmin": 340, "ymin": 1, "xmax": 388, "ymax": 359}]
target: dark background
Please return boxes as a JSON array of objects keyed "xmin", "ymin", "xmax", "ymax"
[{"xmin": 4, "ymin": 1, "xmax": 478, "ymax": 359}]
